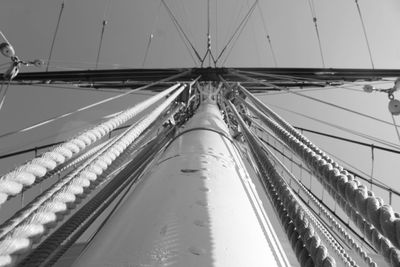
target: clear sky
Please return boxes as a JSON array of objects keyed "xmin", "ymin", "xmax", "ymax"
[{"xmin": 1, "ymin": 0, "xmax": 400, "ymax": 209}]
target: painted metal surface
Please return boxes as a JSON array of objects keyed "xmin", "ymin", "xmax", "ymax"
[{"xmin": 72, "ymin": 98, "xmax": 289, "ymax": 267}]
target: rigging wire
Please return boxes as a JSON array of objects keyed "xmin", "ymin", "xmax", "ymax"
[
  {"xmin": 316, "ymin": 142, "xmax": 393, "ymax": 190},
  {"xmin": 220, "ymin": 0, "xmax": 245, "ymax": 53},
  {"xmin": 391, "ymin": 114, "xmax": 400, "ymax": 143},
  {"xmin": 216, "ymin": 0, "xmax": 258, "ymax": 64},
  {"xmin": 215, "ymin": 0, "xmax": 218, "ymax": 57},
  {"xmin": 95, "ymin": 0, "xmax": 111, "ymax": 69},
  {"xmin": 370, "ymin": 145, "xmax": 374, "ymax": 190},
  {"xmin": 254, "ymin": 117, "xmax": 396, "ymax": 191},
  {"xmin": 142, "ymin": 0, "xmax": 162, "ymax": 67},
  {"xmin": 0, "ymin": 30, "xmax": 11, "ymax": 44},
  {"xmin": 46, "ymin": 0, "xmax": 66, "ymax": 72},
  {"xmin": 256, "ymin": 1, "xmax": 278, "ymax": 67},
  {"xmin": 235, "ymin": 72, "xmax": 400, "ymax": 129},
  {"xmin": 354, "ymin": 0, "xmax": 375, "ymax": 69},
  {"xmin": 0, "ymin": 71, "xmax": 189, "ymax": 140},
  {"xmin": 268, "ymin": 103, "xmax": 400, "ymax": 150},
  {"xmin": 0, "ymin": 80, "xmax": 10, "ymax": 112},
  {"xmin": 293, "ymin": 126, "xmax": 400, "ymax": 154},
  {"xmin": 161, "ymin": 0, "xmax": 202, "ymax": 64},
  {"xmin": 246, "ymin": 0, "xmax": 261, "ymax": 66},
  {"xmin": 307, "ymin": 0, "xmax": 325, "ymax": 67}
]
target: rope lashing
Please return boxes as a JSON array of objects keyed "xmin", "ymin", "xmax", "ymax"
[
  {"xmin": 228, "ymin": 100, "xmax": 336, "ymax": 267},
  {"xmin": 240, "ymin": 98, "xmax": 400, "ymax": 266},
  {"xmin": 0, "ymin": 84, "xmax": 181, "ymax": 205},
  {"xmin": 0, "ymin": 85, "xmax": 186, "ymax": 265}
]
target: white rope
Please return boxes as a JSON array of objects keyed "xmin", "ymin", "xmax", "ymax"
[
  {"xmin": 0, "ymin": 83, "xmax": 181, "ymax": 205},
  {"xmin": 0, "ymin": 85, "xmax": 186, "ymax": 262}
]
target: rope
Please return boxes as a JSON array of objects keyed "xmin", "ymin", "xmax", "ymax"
[
  {"xmin": 221, "ymin": 2, "xmax": 257, "ymax": 66},
  {"xmin": 240, "ymin": 94, "xmax": 400, "ymax": 264},
  {"xmin": 0, "ymin": 85, "xmax": 186, "ymax": 263},
  {"xmin": 229, "ymin": 100, "xmax": 336, "ymax": 267},
  {"xmin": 46, "ymin": 1, "xmax": 65, "ymax": 72},
  {"xmin": 269, "ymin": 103, "xmax": 400, "ymax": 150},
  {"xmin": 0, "ymin": 70, "xmax": 190, "ymax": 140},
  {"xmin": 255, "ymin": 121, "xmax": 396, "ymax": 196},
  {"xmin": 233, "ymin": 71, "xmax": 400, "ymax": 131},
  {"xmin": 256, "ymin": 1, "xmax": 278, "ymax": 67},
  {"xmin": 0, "ymin": 80, "xmax": 10, "ymax": 112},
  {"xmin": 95, "ymin": 0, "xmax": 111, "ymax": 69},
  {"xmin": 0, "ymin": 31, "xmax": 11, "ymax": 44},
  {"xmin": 307, "ymin": 0, "xmax": 325, "ymax": 67},
  {"xmin": 0, "ymin": 83, "xmax": 182, "ymax": 205},
  {"xmin": 293, "ymin": 126, "xmax": 400, "ymax": 155},
  {"xmin": 161, "ymin": 0, "xmax": 202, "ymax": 64},
  {"xmin": 254, "ymin": 127, "xmax": 377, "ymax": 266},
  {"xmin": 216, "ymin": 0, "xmax": 258, "ymax": 64},
  {"xmin": 354, "ymin": 0, "xmax": 374, "ymax": 69}
]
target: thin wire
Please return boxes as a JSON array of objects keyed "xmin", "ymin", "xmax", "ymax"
[
  {"xmin": 96, "ymin": 0, "xmax": 111, "ymax": 69},
  {"xmin": 46, "ymin": 0, "xmax": 66, "ymax": 72},
  {"xmin": 221, "ymin": 1, "xmax": 258, "ymax": 66},
  {"xmin": 317, "ymin": 143, "xmax": 392, "ymax": 189},
  {"xmin": 235, "ymin": 72, "xmax": 400, "ymax": 129},
  {"xmin": 0, "ymin": 71, "xmax": 188, "ymax": 140},
  {"xmin": 0, "ymin": 80, "xmax": 10, "ymax": 112},
  {"xmin": 165, "ymin": 7, "xmax": 198, "ymax": 65},
  {"xmin": 370, "ymin": 145, "xmax": 374, "ymax": 190},
  {"xmin": 216, "ymin": 0, "xmax": 258, "ymax": 64},
  {"xmin": 354, "ymin": 0, "xmax": 374, "ymax": 69},
  {"xmin": 215, "ymin": 0, "xmax": 218, "ymax": 57},
  {"xmin": 246, "ymin": 0, "xmax": 261, "ymax": 66},
  {"xmin": 268, "ymin": 103, "xmax": 400, "ymax": 150},
  {"xmin": 207, "ymin": 0, "xmax": 211, "ymax": 66},
  {"xmin": 161, "ymin": 0, "xmax": 202, "ymax": 64},
  {"xmin": 256, "ymin": 1, "xmax": 278, "ymax": 67},
  {"xmin": 307, "ymin": 0, "xmax": 325, "ymax": 67},
  {"xmin": 391, "ymin": 114, "xmax": 400, "ymax": 143},
  {"xmin": 221, "ymin": 0, "xmax": 245, "ymax": 52},
  {"xmin": 142, "ymin": 0, "xmax": 162, "ymax": 67},
  {"xmin": 0, "ymin": 30, "xmax": 11, "ymax": 44}
]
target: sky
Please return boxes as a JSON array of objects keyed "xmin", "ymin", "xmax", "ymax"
[{"xmin": 0, "ymin": 0, "xmax": 400, "ymax": 210}]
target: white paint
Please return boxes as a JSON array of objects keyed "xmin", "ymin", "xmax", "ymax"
[{"xmin": 72, "ymin": 100, "xmax": 287, "ymax": 267}]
